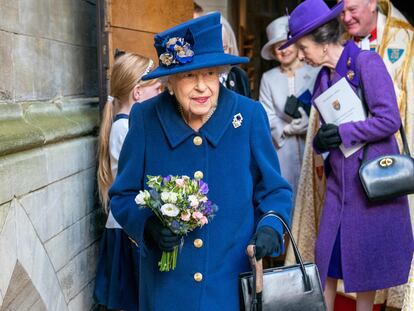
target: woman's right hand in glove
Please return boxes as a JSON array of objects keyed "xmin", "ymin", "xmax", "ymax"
[
  {"xmin": 144, "ymin": 215, "xmax": 181, "ymax": 251},
  {"xmin": 315, "ymin": 123, "xmax": 342, "ymax": 152}
]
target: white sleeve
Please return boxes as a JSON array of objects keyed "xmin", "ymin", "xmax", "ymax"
[
  {"xmin": 259, "ymin": 74, "xmax": 287, "ymax": 148},
  {"xmin": 109, "ymin": 119, "xmax": 129, "ymax": 178}
]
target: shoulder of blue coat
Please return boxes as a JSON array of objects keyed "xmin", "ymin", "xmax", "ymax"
[{"xmin": 231, "ymin": 91, "xmax": 264, "ymax": 114}]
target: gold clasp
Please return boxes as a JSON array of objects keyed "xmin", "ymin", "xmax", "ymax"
[{"xmin": 379, "ymin": 157, "xmax": 393, "ymax": 168}]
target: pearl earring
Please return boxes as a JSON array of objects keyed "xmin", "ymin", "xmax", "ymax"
[{"xmin": 169, "ymin": 89, "xmax": 174, "ymax": 96}]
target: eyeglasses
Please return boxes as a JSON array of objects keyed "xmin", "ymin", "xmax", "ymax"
[{"xmin": 176, "ymin": 69, "xmax": 220, "ymax": 83}]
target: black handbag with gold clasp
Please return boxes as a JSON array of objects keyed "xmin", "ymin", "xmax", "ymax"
[
  {"xmin": 359, "ymin": 125, "xmax": 414, "ymax": 201},
  {"xmin": 239, "ymin": 212, "xmax": 326, "ymax": 311}
]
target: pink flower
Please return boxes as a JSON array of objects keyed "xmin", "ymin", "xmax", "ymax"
[
  {"xmin": 192, "ymin": 211, "xmax": 203, "ymax": 220},
  {"xmin": 200, "ymin": 216, "xmax": 208, "ymax": 225},
  {"xmin": 181, "ymin": 211, "xmax": 191, "ymax": 222},
  {"xmin": 175, "ymin": 178, "xmax": 184, "ymax": 187}
]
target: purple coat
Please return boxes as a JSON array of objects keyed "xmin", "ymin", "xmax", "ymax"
[{"xmin": 312, "ymin": 41, "xmax": 413, "ymax": 292}]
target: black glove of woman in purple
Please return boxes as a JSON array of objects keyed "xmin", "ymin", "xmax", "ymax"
[{"xmin": 315, "ymin": 123, "xmax": 341, "ymax": 151}]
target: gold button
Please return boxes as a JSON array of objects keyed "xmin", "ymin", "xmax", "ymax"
[
  {"xmin": 194, "ymin": 272, "xmax": 203, "ymax": 282},
  {"xmin": 193, "ymin": 238, "xmax": 203, "ymax": 248},
  {"xmin": 193, "ymin": 136, "xmax": 203, "ymax": 146}
]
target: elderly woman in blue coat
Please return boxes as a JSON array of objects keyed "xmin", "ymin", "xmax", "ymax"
[
  {"xmin": 280, "ymin": 1, "xmax": 413, "ymax": 311},
  {"xmin": 109, "ymin": 12, "xmax": 293, "ymax": 311}
]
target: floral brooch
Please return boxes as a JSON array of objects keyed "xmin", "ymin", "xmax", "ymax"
[{"xmin": 156, "ymin": 31, "xmax": 195, "ymax": 67}]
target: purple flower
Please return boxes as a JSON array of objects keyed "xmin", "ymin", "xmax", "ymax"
[
  {"xmin": 149, "ymin": 189, "xmax": 160, "ymax": 201},
  {"xmin": 171, "ymin": 220, "xmax": 181, "ymax": 231},
  {"xmin": 199, "ymin": 180, "xmax": 209, "ymax": 195},
  {"xmin": 163, "ymin": 175, "xmax": 171, "ymax": 183}
]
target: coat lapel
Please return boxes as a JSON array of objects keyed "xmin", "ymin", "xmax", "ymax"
[{"xmin": 200, "ymin": 85, "xmax": 237, "ymax": 147}]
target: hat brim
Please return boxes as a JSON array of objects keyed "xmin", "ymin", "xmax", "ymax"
[
  {"xmin": 261, "ymin": 38, "xmax": 287, "ymax": 60},
  {"xmin": 142, "ymin": 53, "xmax": 249, "ymax": 80},
  {"xmin": 279, "ymin": 1, "xmax": 344, "ymax": 50}
]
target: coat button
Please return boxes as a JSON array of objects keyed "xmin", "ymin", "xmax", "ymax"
[
  {"xmin": 193, "ymin": 238, "xmax": 203, "ymax": 248},
  {"xmin": 194, "ymin": 272, "xmax": 203, "ymax": 282},
  {"xmin": 193, "ymin": 136, "xmax": 203, "ymax": 146}
]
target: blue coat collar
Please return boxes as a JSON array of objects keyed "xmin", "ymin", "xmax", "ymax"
[{"xmin": 156, "ymin": 85, "xmax": 238, "ymax": 148}]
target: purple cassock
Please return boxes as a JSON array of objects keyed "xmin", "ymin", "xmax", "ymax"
[{"xmin": 312, "ymin": 40, "xmax": 413, "ymax": 292}]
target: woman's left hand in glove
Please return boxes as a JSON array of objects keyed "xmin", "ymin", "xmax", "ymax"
[
  {"xmin": 248, "ymin": 226, "xmax": 281, "ymax": 260},
  {"xmin": 283, "ymin": 107, "xmax": 309, "ymax": 136}
]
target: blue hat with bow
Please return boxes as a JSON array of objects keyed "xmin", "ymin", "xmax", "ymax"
[{"xmin": 142, "ymin": 12, "xmax": 249, "ymax": 80}]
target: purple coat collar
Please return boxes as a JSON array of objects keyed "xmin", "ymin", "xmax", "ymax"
[
  {"xmin": 334, "ymin": 40, "xmax": 361, "ymax": 87},
  {"xmin": 314, "ymin": 40, "xmax": 362, "ymax": 95}
]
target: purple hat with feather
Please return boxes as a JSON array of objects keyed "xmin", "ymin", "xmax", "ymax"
[{"xmin": 280, "ymin": 0, "xmax": 344, "ymax": 50}]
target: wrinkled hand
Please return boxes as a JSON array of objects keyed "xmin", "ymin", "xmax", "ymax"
[
  {"xmin": 315, "ymin": 123, "xmax": 342, "ymax": 151},
  {"xmin": 249, "ymin": 226, "xmax": 281, "ymax": 260},
  {"xmin": 283, "ymin": 107, "xmax": 309, "ymax": 135},
  {"xmin": 144, "ymin": 215, "xmax": 181, "ymax": 251}
]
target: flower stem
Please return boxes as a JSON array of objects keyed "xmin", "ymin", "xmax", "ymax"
[{"xmin": 158, "ymin": 247, "xmax": 179, "ymax": 272}]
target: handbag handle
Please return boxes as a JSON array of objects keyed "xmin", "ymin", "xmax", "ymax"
[
  {"xmin": 357, "ymin": 77, "xmax": 411, "ymax": 164},
  {"xmin": 246, "ymin": 211, "xmax": 312, "ymax": 310},
  {"xmin": 260, "ymin": 211, "xmax": 312, "ymax": 291}
]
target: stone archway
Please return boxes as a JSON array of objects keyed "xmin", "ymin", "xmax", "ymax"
[
  {"xmin": 0, "ymin": 199, "xmax": 68, "ymax": 311},
  {"xmin": 1, "ymin": 262, "xmax": 47, "ymax": 310}
]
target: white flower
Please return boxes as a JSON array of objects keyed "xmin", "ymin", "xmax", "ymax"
[
  {"xmin": 160, "ymin": 191, "xmax": 178, "ymax": 204},
  {"xmin": 135, "ymin": 190, "xmax": 150, "ymax": 206},
  {"xmin": 160, "ymin": 203, "xmax": 180, "ymax": 217},
  {"xmin": 161, "ymin": 191, "xmax": 170, "ymax": 202},
  {"xmin": 188, "ymin": 195, "xmax": 199, "ymax": 207},
  {"xmin": 169, "ymin": 192, "xmax": 178, "ymax": 203}
]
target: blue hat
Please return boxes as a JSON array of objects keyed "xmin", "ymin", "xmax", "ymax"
[
  {"xmin": 279, "ymin": 0, "xmax": 344, "ymax": 50},
  {"xmin": 142, "ymin": 12, "xmax": 249, "ymax": 80}
]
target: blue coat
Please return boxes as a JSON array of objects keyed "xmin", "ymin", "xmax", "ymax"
[
  {"xmin": 313, "ymin": 41, "xmax": 413, "ymax": 292},
  {"xmin": 109, "ymin": 85, "xmax": 293, "ymax": 310}
]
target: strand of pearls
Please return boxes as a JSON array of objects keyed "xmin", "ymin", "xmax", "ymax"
[{"xmin": 178, "ymin": 104, "xmax": 217, "ymax": 128}]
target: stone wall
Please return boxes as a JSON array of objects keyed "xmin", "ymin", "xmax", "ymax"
[{"xmin": 0, "ymin": 1, "xmax": 100, "ymax": 310}]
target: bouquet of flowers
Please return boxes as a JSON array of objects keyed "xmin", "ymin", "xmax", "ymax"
[{"xmin": 135, "ymin": 172, "xmax": 218, "ymax": 272}]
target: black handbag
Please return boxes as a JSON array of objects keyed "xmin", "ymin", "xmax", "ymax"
[
  {"xmin": 284, "ymin": 92, "xmax": 311, "ymax": 119},
  {"xmin": 239, "ymin": 211, "xmax": 326, "ymax": 311},
  {"xmin": 359, "ymin": 125, "xmax": 414, "ymax": 201}
]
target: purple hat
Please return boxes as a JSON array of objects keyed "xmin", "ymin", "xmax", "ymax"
[{"xmin": 279, "ymin": 0, "xmax": 344, "ymax": 50}]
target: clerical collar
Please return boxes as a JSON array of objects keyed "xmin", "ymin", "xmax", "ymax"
[{"xmin": 354, "ymin": 27, "xmax": 377, "ymax": 43}]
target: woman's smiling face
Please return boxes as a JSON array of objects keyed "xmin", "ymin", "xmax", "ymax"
[
  {"xmin": 168, "ymin": 67, "xmax": 221, "ymax": 120},
  {"xmin": 273, "ymin": 40, "xmax": 299, "ymax": 66}
]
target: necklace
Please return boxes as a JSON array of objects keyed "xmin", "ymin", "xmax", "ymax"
[{"xmin": 178, "ymin": 104, "xmax": 217, "ymax": 130}]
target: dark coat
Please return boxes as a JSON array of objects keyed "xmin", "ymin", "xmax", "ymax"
[
  {"xmin": 225, "ymin": 66, "xmax": 252, "ymax": 98},
  {"xmin": 109, "ymin": 85, "xmax": 293, "ymax": 310},
  {"xmin": 313, "ymin": 41, "xmax": 413, "ymax": 292}
]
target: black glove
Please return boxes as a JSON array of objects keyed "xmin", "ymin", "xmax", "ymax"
[
  {"xmin": 315, "ymin": 123, "xmax": 342, "ymax": 151},
  {"xmin": 144, "ymin": 215, "xmax": 181, "ymax": 251},
  {"xmin": 249, "ymin": 226, "xmax": 281, "ymax": 260}
]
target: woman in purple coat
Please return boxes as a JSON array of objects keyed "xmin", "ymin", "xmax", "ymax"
[{"xmin": 281, "ymin": 0, "xmax": 413, "ymax": 310}]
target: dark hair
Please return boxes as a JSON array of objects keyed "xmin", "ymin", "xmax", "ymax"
[
  {"xmin": 310, "ymin": 18, "xmax": 343, "ymax": 44},
  {"xmin": 194, "ymin": 2, "xmax": 203, "ymax": 13}
]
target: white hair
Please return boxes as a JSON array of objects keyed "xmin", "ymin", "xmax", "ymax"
[{"xmin": 221, "ymin": 16, "xmax": 240, "ymax": 56}]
